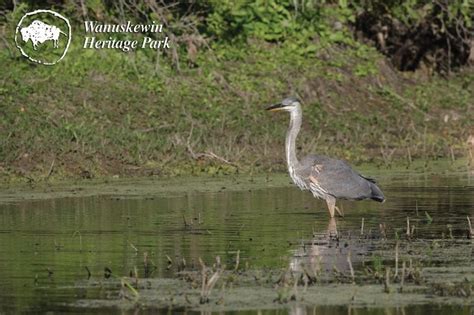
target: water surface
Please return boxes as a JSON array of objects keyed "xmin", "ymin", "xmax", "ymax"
[{"xmin": 0, "ymin": 166, "xmax": 473, "ymax": 313}]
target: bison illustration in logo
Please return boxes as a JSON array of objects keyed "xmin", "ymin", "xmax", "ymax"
[
  {"xmin": 20, "ymin": 20, "xmax": 67, "ymax": 50},
  {"xmin": 15, "ymin": 9, "xmax": 71, "ymax": 65}
]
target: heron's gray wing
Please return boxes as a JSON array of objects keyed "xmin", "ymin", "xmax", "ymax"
[{"xmin": 303, "ymin": 155, "xmax": 383, "ymax": 201}]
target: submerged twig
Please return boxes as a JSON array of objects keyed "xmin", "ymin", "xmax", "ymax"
[
  {"xmin": 425, "ymin": 211, "xmax": 433, "ymax": 224},
  {"xmin": 400, "ymin": 261, "xmax": 406, "ymax": 293},
  {"xmin": 72, "ymin": 230, "xmax": 83, "ymax": 252},
  {"xmin": 379, "ymin": 223, "xmax": 387, "ymax": 240},
  {"xmin": 133, "ymin": 266, "xmax": 138, "ymax": 287},
  {"xmin": 166, "ymin": 255, "xmax": 173, "ymax": 270},
  {"xmin": 234, "ymin": 250, "xmax": 240, "ymax": 272},
  {"xmin": 199, "ymin": 257, "xmax": 223, "ymax": 304},
  {"xmin": 467, "ymin": 216, "xmax": 473, "ymax": 239},
  {"xmin": 406, "ymin": 217, "xmax": 411, "ymax": 238},
  {"xmin": 128, "ymin": 241, "xmax": 138, "ymax": 253},
  {"xmin": 447, "ymin": 224, "xmax": 454, "ymax": 239},
  {"xmin": 85, "ymin": 266, "xmax": 91, "ymax": 280},
  {"xmin": 121, "ymin": 277, "xmax": 139, "ymax": 300},
  {"xmin": 384, "ymin": 267, "xmax": 391, "ymax": 293},
  {"xmin": 104, "ymin": 267, "xmax": 112, "ymax": 279},
  {"xmin": 347, "ymin": 251, "xmax": 355, "ymax": 284},
  {"xmin": 183, "ymin": 214, "xmax": 192, "ymax": 228},
  {"xmin": 394, "ymin": 241, "xmax": 399, "ymax": 279}
]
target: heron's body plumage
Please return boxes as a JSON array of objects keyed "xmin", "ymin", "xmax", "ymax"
[{"xmin": 296, "ymin": 154, "xmax": 384, "ymax": 202}]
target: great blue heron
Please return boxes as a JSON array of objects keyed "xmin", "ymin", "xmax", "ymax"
[{"xmin": 266, "ymin": 96, "xmax": 385, "ymax": 218}]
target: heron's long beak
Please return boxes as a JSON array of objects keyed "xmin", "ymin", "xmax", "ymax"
[{"xmin": 265, "ymin": 103, "xmax": 285, "ymax": 112}]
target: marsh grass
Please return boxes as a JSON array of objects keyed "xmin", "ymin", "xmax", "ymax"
[
  {"xmin": 77, "ymin": 225, "xmax": 474, "ymax": 310},
  {"xmin": 0, "ymin": 20, "xmax": 472, "ymax": 182}
]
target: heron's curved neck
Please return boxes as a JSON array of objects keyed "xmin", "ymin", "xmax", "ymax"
[{"xmin": 286, "ymin": 105, "xmax": 302, "ymax": 170}]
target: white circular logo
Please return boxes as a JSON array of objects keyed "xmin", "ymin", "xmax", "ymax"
[{"xmin": 15, "ymin": 9, "xmax": 72, "ymax": 65}]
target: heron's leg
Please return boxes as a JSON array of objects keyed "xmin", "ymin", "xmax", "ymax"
[
  {"xmin": 327, "ymin": 217, "xmax": 338, "ymax": 238},
  {"xmin": 335, "ymin": 205, "xmax": 344, "ymax": 217},
  {"xmin": 325, "ymin": 196, "xmax": 336, "ymax": 218}
]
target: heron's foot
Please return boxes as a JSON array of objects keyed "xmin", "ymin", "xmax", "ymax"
[
  {"xmin": 335, "ymin": 206, "xmax": 344, "ymax": 218},
  {"xmin": 328, "ymin": 229, "xmax": 338, "ymax": 239}
]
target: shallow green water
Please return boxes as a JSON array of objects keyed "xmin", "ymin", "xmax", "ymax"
[{"xmin": 0, "ymin": 168, "xmax": 473, "ymax": 313}]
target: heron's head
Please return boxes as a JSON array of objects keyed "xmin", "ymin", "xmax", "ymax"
[{"xmin": 266, "ymin": 96, "xmax": 301, "ymax": 113}]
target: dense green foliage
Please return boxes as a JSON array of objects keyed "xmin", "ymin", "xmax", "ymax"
[
  {"xmin": 355, "ymin": 0, "xmax": 473, "ymax": 72},
  {"xmin": 2, "ymin": 0, "xmax": 472, "ymax": 71}
]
